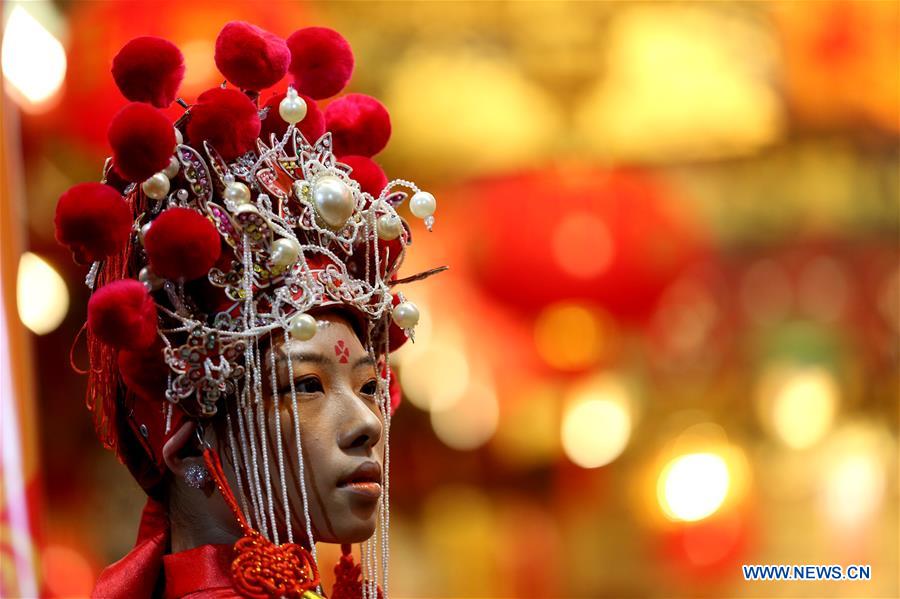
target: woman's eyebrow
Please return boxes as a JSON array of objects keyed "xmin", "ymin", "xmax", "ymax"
[
  {"xmin": 276, "ymin": 352, "xmax": 329, "ymax": 368},
  {"xmin": 352, "ymin": 355, "xmax": 375, "ymax": 369}
]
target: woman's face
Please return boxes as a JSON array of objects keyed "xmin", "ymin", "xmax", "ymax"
[{"xmin": 261, "ymin": 311, "xmax": 384, "ymax": 545}]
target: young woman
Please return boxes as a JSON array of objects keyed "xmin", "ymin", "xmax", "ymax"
[{"xmin": 56, "ymin": 21, "xmax": 441, "ymax": 599}]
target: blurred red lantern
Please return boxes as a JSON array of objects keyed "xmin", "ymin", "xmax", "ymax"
[{"xmin": 461, "ymin": 167, "xmax": 709, "ymax": 324}]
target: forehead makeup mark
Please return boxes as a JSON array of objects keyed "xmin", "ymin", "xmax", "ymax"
[{"xmin": 334, "ymin": 339, "xmax": 349, "ymax": 363}]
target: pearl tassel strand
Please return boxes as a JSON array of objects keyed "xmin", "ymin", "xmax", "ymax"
[{"xmin": 269, "ymin": 334, "xmax": 294, "ymax": 544}]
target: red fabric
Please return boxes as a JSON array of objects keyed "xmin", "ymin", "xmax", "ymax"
[
  {"xmin": 163, "ymin": 544, "xmax": 241, "ymax": 599},
  {"xmin": 92, "ymin": 497, "xmax": 169, "ymax": 599}
]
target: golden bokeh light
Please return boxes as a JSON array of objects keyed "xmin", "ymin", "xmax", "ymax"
[
  {"xmin": 757, "ymin": 365, "xmax": 839, "ymax": 450},
  {"xmin": 396, "ymin": 311, "xmax": 470, "ymax": 412},
  {"xmin": 421, "ymin": 486, "xmax": 498, "ymax": 595},
  {"xmin": 384, "ymin": 48, "xmax": 562, "ymax": 179},
  {"xmin": 575, "ymin": 5, "xmax": 784, "ymax": 161},
  {"xmin": 561, "ymin": 374, "xmax": 633, "ymax": 469},
  {"xmin": 178, "ymin": 38, "xmax": 218, "ymax": 97},
  {"xmin": 817, "ymin": 421, "xmax": 893, "ymax": 532},
  {"xmin": 2, "ymin": 5, "xmax": 67, "ymax": 112},
  {"xmin": 534, "ymin": 302, "xmax": 607, "ymax": 371},
  {"xmin": 430, "ymin": 379, "xmax": 499, "ymax": 451},
  {"xmin": 658, "ymin": 452, "xmax": 731, "ymax": 522},
  {"xmin": 16, "ymin": 253, "xmax": 69, "ymax": 335},
  {"xmin": 493, "ymin": 382, "xmax": 561, "ymax": 468}
]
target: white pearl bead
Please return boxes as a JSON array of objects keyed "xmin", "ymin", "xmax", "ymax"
[
  {"xmin": 270, "ymin": 237, "xmax": 301, "ymax": 267},
  {"xmin": 233, "ymin": 203, "xmax": 260, "ymax": 218},
  {"xmin": 138, "ymin": 266, "xmax": 164, "ymax": 291},
  {"xmin": 140, "ymin": 222, "xmax": 152, "ymax": 245},
  {"xmin": 392, "ymin": 301, "xmax": 420, "ymax": 329},
  {"xmin": 224, "ymin": 181, "xmax": 252, "ymax": 205},
  {"xmin": 162, "ymin": 156, "xmax": 180, "ymax": 179},
  {"xmin": 279, "ymin": 88, "xmax": 308, "ymax": 125},
  {"xmin": 174, "ymin": 128, "xmax": 183, "ymax": 145},
  {"xmin": 377, "ymin": 213, "xmax": 402, "ymax": 240},
  {"xmin": 312, "ymin": 175, "xmax": 355, "ymax": 229},
  {"xmin": 141, "ymin": 172, "xmax": 170, "ymax": 200},
  {"xmin": 289, "ymin": 313, "xmax": 318, "ymax": 341},
  {"xmin": 409, "ymin": 191, "xmax": 436, "ymax": 218}
]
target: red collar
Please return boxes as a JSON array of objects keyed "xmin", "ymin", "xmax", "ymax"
[
  {"xmin": 92, "ymin": 497, "xmax": 242, "ymax": 599},
  {"xmin": 162, "ymin": 542, "xmax": 238, "ymax": 599}
]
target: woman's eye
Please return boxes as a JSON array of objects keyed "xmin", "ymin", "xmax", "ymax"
[
  {"xmin": 283, "ymin": 376, "xmax": 323, "ymax": 395},
  {"xmin": 360, "ymin": 380, "xmax": 377, "ymax": 396}
]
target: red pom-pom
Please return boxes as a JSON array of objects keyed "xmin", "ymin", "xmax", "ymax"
[
  {"xmin": 88, "ymin": 280, "xmax": 158, "ymax": 350},
  {"xmin": 287, "ymin": 27, "xmax": 354, "ymax": 100},
  {"xmin": 340, "ymin": 155, "xmax": 387, "ymax": 197},
  {"xmin": 260, "ymin": 91, "xmax": 325, "ymax": 143},
  {"xmin": 144, "ymin": 207, "xmax": 221, "ymax": 281},
  {"xmin": 215, "ymin": 22, "xmax": 290, "ymax": 91},
  {"xmin": 112, "ymin": 36, "xmax": 185, "ymax": 108},
  {"xmin": 118, "ymin": 341, "xmax": 169, "ymax": 401},
  {"xmin": 325, "ymin": 94, "xmax": 391, "ymax": 158},
  {"xmin": 55, "ymin": 183, "xmax": 132, "ymax": 265},
  {"xmin": 187, "ymin": 87, "xmax": 260, "ymax": 161},
  {"xmin": 108, "ymin": 103, "xmax": 175, "ymax": 181}
]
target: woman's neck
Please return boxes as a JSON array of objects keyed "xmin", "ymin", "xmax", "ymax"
[{"xmin": 167, "ymin": 483, "xmax": 244, "ymax": 553}]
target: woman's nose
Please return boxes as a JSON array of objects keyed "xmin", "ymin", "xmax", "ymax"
[{"xmin": 337, "ymin": 393, "xmax": 383, "ymax": 452}]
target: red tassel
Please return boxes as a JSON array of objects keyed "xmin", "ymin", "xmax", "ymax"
[
  {"xmin": 330, "ymin": 544, "xmax": 382, "ymax": 599},
  {"xmin": 83, "ymin": 187, "xmax": 142, "ymax": 452},
  {"xmin": 203, "ymin": 447, "xmax": 320, "ymax": 598}
]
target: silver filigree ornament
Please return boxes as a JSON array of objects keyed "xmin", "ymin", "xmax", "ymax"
[
  {"xmin": 164, "ymin": 325, "xmax": 247, "ymax": 416},
  {"xmin": 138, "ymin": 115, "xmax": 440, "ymax": 419}
]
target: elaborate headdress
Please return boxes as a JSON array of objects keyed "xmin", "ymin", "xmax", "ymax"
[{"xmin": 56, "ymin": 22, "xmax": 441, "ymax": 598}]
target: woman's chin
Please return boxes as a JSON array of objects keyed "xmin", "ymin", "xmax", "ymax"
[{"xmin": 328, "ymin": 514, "xmax": 378, "ymax": 544}]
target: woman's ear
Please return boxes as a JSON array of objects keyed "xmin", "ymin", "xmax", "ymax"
[{"xmin": 162, "ymin": 420, "xmax": 201, "ymax": 478}]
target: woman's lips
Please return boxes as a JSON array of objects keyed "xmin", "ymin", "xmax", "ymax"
[
  {"xmin": 340, "ymin": 481, "xmax": 382, "ymax": 499},
  {"xmin": 338, "ymin": 461, "xmax": 382, "ymax": 499}
]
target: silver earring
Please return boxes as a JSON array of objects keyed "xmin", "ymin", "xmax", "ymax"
[{"xmin": 184, "ymin": 463, "xmax": 210, "ymax": 489}]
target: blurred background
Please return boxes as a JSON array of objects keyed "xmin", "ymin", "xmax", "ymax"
[{"xmin": 1, "ymin": 1, "xmax": 898, "ymax": 597}]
